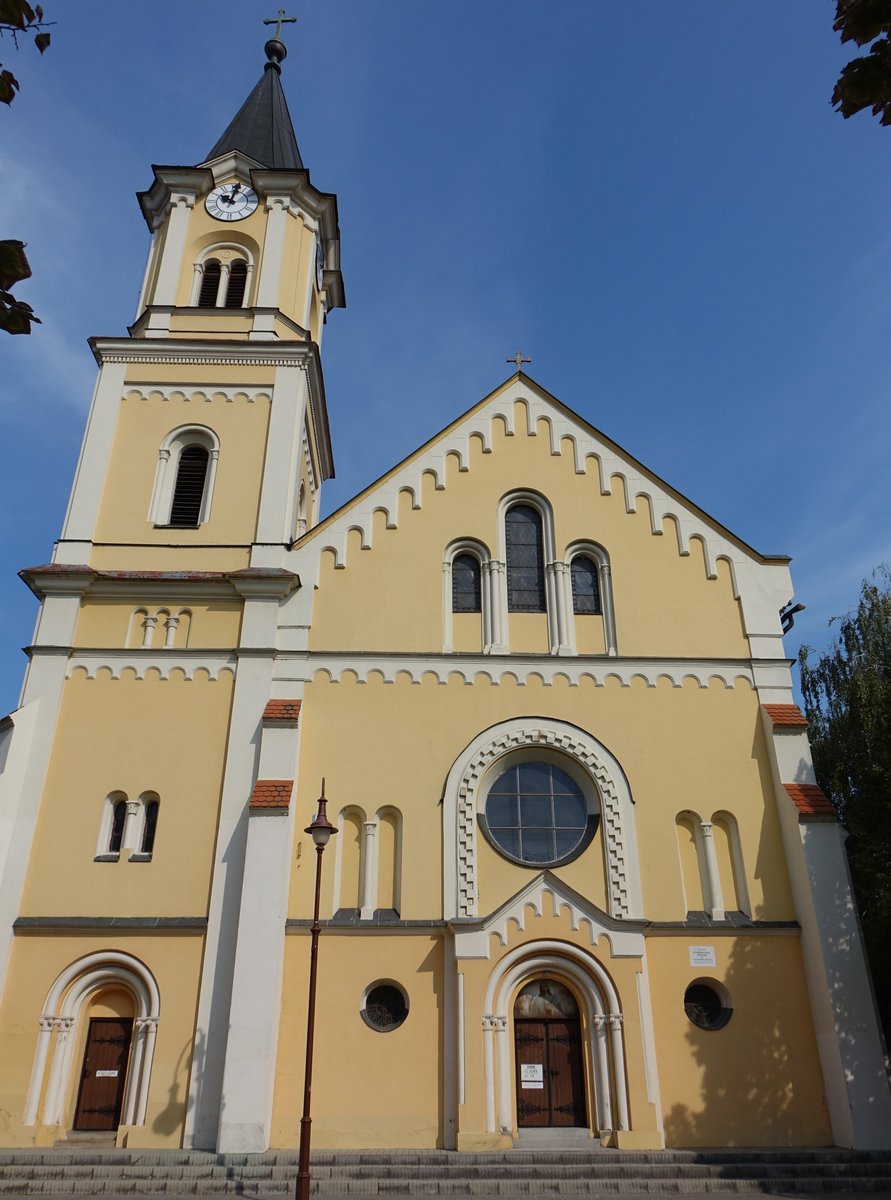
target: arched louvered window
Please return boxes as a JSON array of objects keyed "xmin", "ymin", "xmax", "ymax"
[
  {"xmin": 169, "ymin": 445, "xmax": 209, "ymax": 527},
  {"xmin": 452, "ymin": 553, "xmax": 482, "ymax": 613},
  {"xmin": 225, "ymin": 260, "xmax": 248, "ymax": 308},
  {"xmin": 198, "ymin": 259, "xmax": 221, "ymax": 307},
  {"xmin": 142, "ymin": 800, "xmax": 159, "ymax": 856},
  {"xmin": 506, "ymin": 504, "xmax": 545, "ymax": 612},
  {"xmin": 571, "ymin": 556, "xmax": 601, "ymax": 614},
  {"xmin": 109, "ymin": 800, "xmax": 127, "ymax": 855}
]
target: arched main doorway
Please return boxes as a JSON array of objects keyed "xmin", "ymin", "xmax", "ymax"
[{"xmin": 514, "ymin": 979, "xmax": 586, "ymax": 1128}]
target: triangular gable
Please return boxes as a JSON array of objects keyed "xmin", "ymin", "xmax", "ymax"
[
  {"xmin": 451, "ymin": 870, "xmax": 645, "ymax": 960},
  {"xmin": 298, "ymin": 373, "xmax": 787, "ymax": 598}
]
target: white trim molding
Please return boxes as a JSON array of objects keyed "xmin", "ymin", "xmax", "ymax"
[
  {"xmin": 24, "ymin": 951, "xmax": 160, "ymax": 1129},
  {"xmin": 442, "ymin": 538, "xmax": 494, "ymax": 654},
  {"xmin": 442, "ymin": 718, "xmax": 642, "ymax": 922}
]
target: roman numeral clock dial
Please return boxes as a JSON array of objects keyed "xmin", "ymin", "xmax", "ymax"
[{"xmin": 205, "ymin": 183, "xmax": 259, "ymax": 221}]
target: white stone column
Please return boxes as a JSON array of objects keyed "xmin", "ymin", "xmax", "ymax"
[
  {"xmin": 23, "ymin": 1018, "xmax": 54, "ymax": 1126},
  {"xmin": 545, "ymin": 562, "xmax": 561, "ymax": 654},
  {"xmin": 442, "ymin": 562, "xmax": 453, "ymax": 653},
  {"xmin": 495, "ymin": 1015, "xmax": 511, "ymax": 1133},
  {"xmin": 152, "ymin": 193, "xmax": 196, "ymax": 307},
  {"xmin": 123, "ymin": 1020, "xmax": 147, "ymax": 1125},
  {"xmin": 488, "ymin": 561, "xmax": 509, "ymax": 653},
  {"xmin": 140, "ymin": 615, "xmax": 157, "ymax": 649},
  {"xmin": 600, "ymin": 564, "xmax": 618, "ymax": 656},
  {"xmin": 122, "ymin": 799, "xmax": 141, "ymax": 853},
  {"xmin": 188, "ymin": 262, "xmax": 204, "ymax": 306},
  {"xmin": 593, "ymin": 1014, "xmax": 613, "ymax": 1132},
  {"xmin": 135, "ymin": 1018, "xmax": 157, "ymax": 1126},
  {"xmin": 215, "ymin": 262, "xmax": 230, "ymax": 308},
  {"xmin": 482, "ymin": 1016, "xmax": 497, "ymax": 1132},
  {"xmin": 359, "ymin": 820, "xmax": 378, "ymax": 920},
  {"xmin": 609, "ymin": 1015, "xmax": 629, "ymax": 1131},
  {"xmin": 699, "ymin": 822, "xmax": 725, "ymax": 921},
  {"xmin": 43, "ymin": 1017, "xmax": 75, "ymax": 1125},
  {"xmin": 163, "ymin": 615, "xmax": 180, "ymax": 649}
]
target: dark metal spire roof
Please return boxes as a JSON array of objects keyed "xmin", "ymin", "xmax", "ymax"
[{"xmin": 204, "ymin": 38, "xmax": 303, "ymax": 170}]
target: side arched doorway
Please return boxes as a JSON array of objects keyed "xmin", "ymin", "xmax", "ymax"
[{"xmin": 514, "ymin": 980, "xmax": 586, "ymax": 1128}]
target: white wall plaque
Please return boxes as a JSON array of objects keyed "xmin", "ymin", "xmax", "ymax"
[
  {"xmin": 689, "ymin": 945, "xmax": 716, "ymax": 967},
  {"xmin": 520, "ymin": 1063, "xmax": 544, "ymax": 1089},
  {"xmin": 95, "ymin": 1069, "xmax": 118, "ymax": 1078}
]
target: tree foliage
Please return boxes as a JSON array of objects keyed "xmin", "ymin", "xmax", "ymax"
[
  {"xmin": 832, "ymin": 0, "xmax": 891, "ymax": 125},
  {"xmin": 0, "ymin": 0, "xmax": 51, "ymax": 106},
  {"xmin": 799, "ymin": 566, "xmax": 891, "ymax": 1037}
]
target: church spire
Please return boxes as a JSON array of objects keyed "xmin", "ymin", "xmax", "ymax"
[{"xmin": 204, "ymin": 34, "xmax": 304, "ymax": 170}]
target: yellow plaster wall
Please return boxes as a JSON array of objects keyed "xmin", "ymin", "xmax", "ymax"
[
  {"xmin": 74, "ymin": 600, "xmax": 243, "ymax": 651},
  {"xmin": 0, "ymin": 933, "xmax": 203, "ymax": 1147},
  {"xmin": 272, "ymin": 934, "xmax": 443, "ymax": 1148},
  {"xmin": 648, "ymin": 935, "xmax": 832, "ymax": 1146},
  {"xmin": 307, "ymin": 408, "xmax": 750, "ymax": 659},
  {"xmin": 94, "ymin": 394, "xmax": 270, "ymax": 548},
  {"xmin": 123, "ymin": 365, "xmax": 277, "ymax": 388},
  {"xmin": 21, "ymin": 672, "xmax": 233, "ymax": 918},
  {"xmin": 295, "ymin": 675, "xmax": 794, "ymax": 925}
]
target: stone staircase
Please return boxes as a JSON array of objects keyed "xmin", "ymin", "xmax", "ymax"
[{"xmin": 2, "ymin": 1147, "xmax": 891, "ymax": 1195}]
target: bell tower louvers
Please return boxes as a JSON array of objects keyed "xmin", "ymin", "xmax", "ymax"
[{"xmin": 0, "ymin": 32, "xmax": 344, "ymax": 1153}]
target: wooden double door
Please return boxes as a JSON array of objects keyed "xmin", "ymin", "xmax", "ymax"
[
  {"xmin": 74, "ymin": 1018, "xmax": 132, "ymax": 1131},
  {"xmin": 515, "ymin": 1017, "xmax": 587, "ymax": 1127}
]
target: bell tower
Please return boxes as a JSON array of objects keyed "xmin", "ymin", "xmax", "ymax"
[{"xmin": 0, "ymin": 26, "xmax": 345, "ymax": 1154}]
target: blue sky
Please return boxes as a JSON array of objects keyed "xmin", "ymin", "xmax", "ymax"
[{"xmin": 2, "ymin": 1, "xmax": 890, "ymax": 714}]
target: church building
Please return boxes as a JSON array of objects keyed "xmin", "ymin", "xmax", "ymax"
[{"xmin": 0, "ymin": 30, "xmax": 889, "ymax": 1155}]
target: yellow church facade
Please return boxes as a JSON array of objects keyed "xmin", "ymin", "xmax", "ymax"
[{"xmin": 0, "ymin": 34, "xmax": 889, "ymax": 1157}]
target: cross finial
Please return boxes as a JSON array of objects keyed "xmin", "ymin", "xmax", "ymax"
[
  {"xmin": 507, "ymin": 350, "xmax": 532, "ymax": 370},
  {"xmin": 264, "ymin": 8, "xmax": 297, "ymax": 40}
]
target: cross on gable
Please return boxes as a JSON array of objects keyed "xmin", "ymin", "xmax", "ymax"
[{"xmin": 507, "ymin": 351, "xmax": 532, "ymax": 370}]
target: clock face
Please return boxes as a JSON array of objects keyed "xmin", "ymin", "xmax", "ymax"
[
  {"xmin": 315, "ymin": 240, "xmax": 325, "ymax": 289},
  {"xmin": 205, "ymin": 183, "xmax": 259, "ymax": 222}
]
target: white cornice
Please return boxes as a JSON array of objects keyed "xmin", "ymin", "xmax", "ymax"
[
  {"xmin": 67, "ymin": 650, "xmax": 237, "ymax": 682},
  {"xmin": 272, "ymin": 651, "xmax": 769, "ymax": 690},
  {"xmin": 90, "ymin": 337, "xmax": 315, "ymax": 369}
]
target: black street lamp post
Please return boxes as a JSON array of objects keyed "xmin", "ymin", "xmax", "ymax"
[{"xmin": 295, "ymin": 779, "xmax": 338, "ymax": 1200}]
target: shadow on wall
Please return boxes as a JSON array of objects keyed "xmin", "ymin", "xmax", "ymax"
[{"xmin": 152, "ymin": 1034, "xmax": 198, "ymax": 1136}]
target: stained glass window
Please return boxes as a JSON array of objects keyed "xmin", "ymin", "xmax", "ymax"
[
  {"xmin": 506, "ymin": 504, "xmax": 545, "ymax": 612},
  {"xmin": 453, "ymin": 553, "xmax": 482, "ymax": 612},
  {"xmin": 571, "ymin": 556, "xmax": 601, "ymax": 614},
  {"xmin": 485, "ymin": 762, "xmax": 590, "ymax": 865}
]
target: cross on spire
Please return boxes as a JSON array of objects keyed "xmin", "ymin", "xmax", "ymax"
[
  {"xmin": 507, "ymin": 350, "xmax": 532, "ymax": 370},
  {"xmin": 264, "ymin": 8, "xmax": 297, "ymax": 39}
]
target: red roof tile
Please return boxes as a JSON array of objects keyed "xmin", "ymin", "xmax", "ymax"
[
  {"xmin": 764, "ymin": 704, "xmax": 809, "ymax": 728},
  {"xmin": 262, "ymin": 700, "xmax": 302, "ymax": 723},
  {"xmin": 784, "ymin": 783, "xmax": 836, "ymax": 820},
  {"xmin": 249, "ymin": 779, "xmax": 293, "ymax": 810}
]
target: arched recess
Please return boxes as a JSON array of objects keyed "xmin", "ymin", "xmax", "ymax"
[
  {"xmin": 189, "ymin": 243, "xmax": 255, "ymax": 308},
  {"xmin": 23, "ymin": 951, "xmax": 160, "ymax": 1129},
  {"xmin": 711, "ymin": 810, "xmax": 750, "ymax": 916},
  {"xmin": 148, "ymin": 425, "xmax": 220, "ymax": 528},
  {"xmin": 443, "ymin": 718, "xmax": 642, "ymax": 921},
  {"xmin": 564, "ymin": 541, "xmax": 618, "ymax": 656},
  {"xmin": 481, "ymin": 942, "xmax": 630, "ymax": 1136},
  {"xmin": 376, "ymin": 806, "xmax": 403, "ymax": 915},
  {"xmin": 675, "ymin": 811, "xmax": 706, "ymax": 914},
  {"xmin": 332, "ymin": 807, "xmax": 365, "ymax": 914},
  {"xmin": 442, "ymin": 538, "xmax": 493, "ymax": 654}
]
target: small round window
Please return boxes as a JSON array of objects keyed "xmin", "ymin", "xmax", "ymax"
[
  {"xmin": 479, "ymin": 760, "xmax": 599, "ymax": 868},
  {"xmin": 362, "ymin": 982, "xmax": 408, "ymax": 1032},
  {"xmin": 684, "ymin": 982, "xmax": 732, "ymax": 1031}
]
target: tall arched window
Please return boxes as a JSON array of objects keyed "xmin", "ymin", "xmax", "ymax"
[
  {"xmin": 506, "ymin": 504, "xmax": 545, "ymax": 612},
  {"xmin": 225, "ymin": 260, "xmax": 248, "ymax": 308},
  {"xmin": 108, "ymin": 799, "xmax": 127, "ymax": 855},
  {"xmin": 452, "ymin": 553, "xmax": 482, "ymax": 613},
  {"xmin": 198, "ymin": 259, "xmax": 221, "ymax": 307},
  {"xmin": 168, "ymin": 446, "xmax": 210, "ymax": 527},
  {"xmin": 141, "ymin": 798, "xmax": 159, "ymax": 856},
  {"xmin": 571, "ymin": 555, "xmax": 601, "ymax": 614}
]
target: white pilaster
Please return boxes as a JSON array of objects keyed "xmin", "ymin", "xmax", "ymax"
[
  {"xmin": 254, "ymin": 198, "xmax": 288, "ymax": 309},
  {"xmin": 759, "ymin": 709, "xmax": 891, "ymax": 1149},
  {"xmin": 253, "ymin": 366, "xmax": 307, "ymax": 554},
  {"xmin": 56, "ymin": 361, "xmax": 127, "ymax": 562},
  {"xmin": 152, "ymin": 193, "xmax": 197, "ymax": 307}
]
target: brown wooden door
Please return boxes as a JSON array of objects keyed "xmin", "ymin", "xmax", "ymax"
[
  {"xmin": 74, "ymin": 1018, "xmax": 132, "ymax": 1131},
  {"xmin": 515, "ymin": 1018, "xmax": 586, "ymax": 1127}
]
